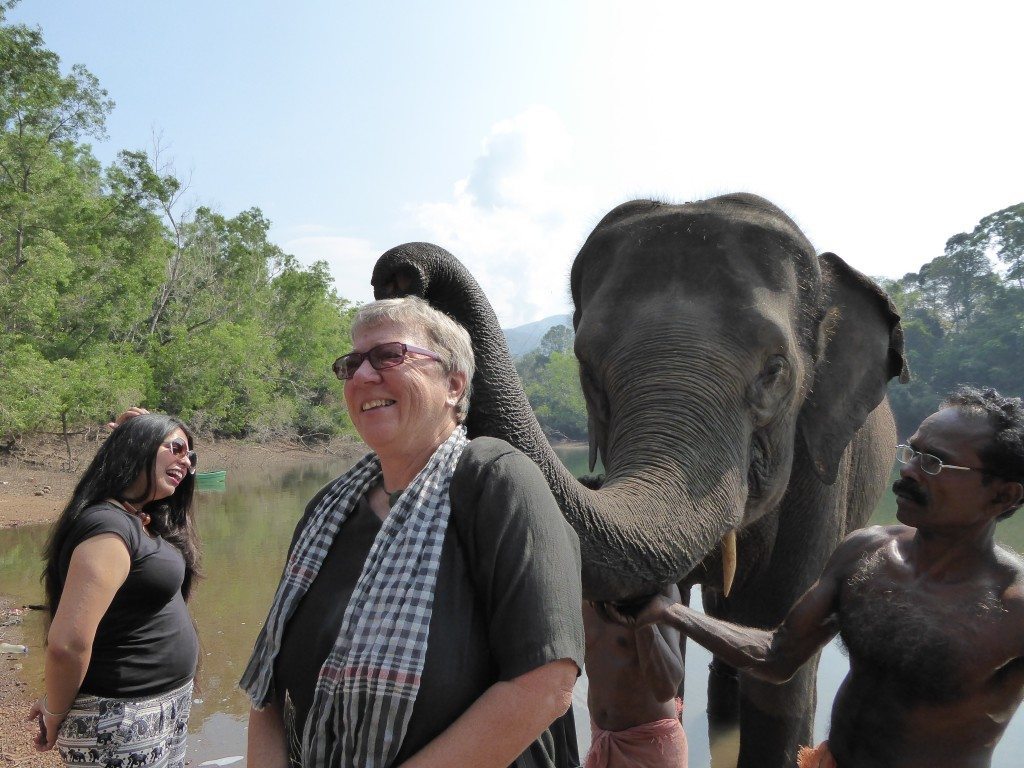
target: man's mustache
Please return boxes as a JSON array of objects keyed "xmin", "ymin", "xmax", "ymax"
[{"xmin": 893, "ymin": 477, "xmax": 927, "ymax": 504}]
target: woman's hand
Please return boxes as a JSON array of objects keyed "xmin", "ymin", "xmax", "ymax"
[
  {"xmin": 106, "ymin": 406, "xmax": 149, "ymax": 430},
  {"xmin": 26, "ymin": 698, "xmax": 65, "ymax": 751}
]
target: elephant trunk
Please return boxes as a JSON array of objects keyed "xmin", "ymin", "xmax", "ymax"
[{"xmin": 372, "ymin": 243, "xmax": 744, "ymax": 601}]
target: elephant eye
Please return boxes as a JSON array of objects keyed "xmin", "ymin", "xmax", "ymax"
[
  {"xmin": 761, "ymin": 355, "xmax": 790, "ymax": 385},
  {"xmin": 748, "ymin": 355, "xmax": 793, "ymax": 427}
]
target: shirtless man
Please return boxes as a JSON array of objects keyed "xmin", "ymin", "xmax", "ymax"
[
  {"xmin": 584, "ymin": 584, "xmax": 686, "ymax": 767},
  {"xmin": 610, "ymin": 387, "xmax": 1024, "ymax": 768}
]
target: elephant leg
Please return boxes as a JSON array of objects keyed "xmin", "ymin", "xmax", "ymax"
[
  {"xmin": 708, "ymin": 657, "xmax": 740, "ymax": 725},
  {"xmin": 736, "ymin": 658, "xmax": 819, "ymax": 768},
  {"xmin": 702, "ymin": 586, "xmax": 740, "ymax": 726},
  {"xmin": 726, "ymin": 454, "xmax": 844, "ymax": 768}
]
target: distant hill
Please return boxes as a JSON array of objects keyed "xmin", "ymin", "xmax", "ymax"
[{"xmin": 502, "ymin": 314, "xmax": 573, "ymax": 358}]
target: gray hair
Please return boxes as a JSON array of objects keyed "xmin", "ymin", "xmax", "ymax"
[{"xmin": 351, "ymin": 296, "xmax": 475, "ymax": 423}]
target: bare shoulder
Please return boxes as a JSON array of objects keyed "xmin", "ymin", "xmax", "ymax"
[
  {"xmin": 842, "ymin": 524, "xmax": 905, "ymax": 548},
  {"xmin": 991, "ymin": 546, "xmax": 1024, "ymax": 658},
  {"xmin": 826, "ymin": 525, "xmax": 902, "ymax": 575},
  {"xmin": 994, "ymin": 544, "xmax": 1024, "ymax": 608}
]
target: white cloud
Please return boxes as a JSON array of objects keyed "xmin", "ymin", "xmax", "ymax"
[
  {"xmin": 410, "ymin": 106, "xmax": 592, "ymax": 327},
  {"xmin": 281, "ymin": 234, "xmax": 381, "ymax": 306}
]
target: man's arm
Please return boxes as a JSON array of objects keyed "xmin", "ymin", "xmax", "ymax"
[{"xmin": 611, "ymin": 529, "xmax": 882, "ymax": 684}]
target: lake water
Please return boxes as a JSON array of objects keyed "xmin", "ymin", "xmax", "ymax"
[{"xmin": 2, "ymin": 444, "xmax": 1023, "ymax": 766}]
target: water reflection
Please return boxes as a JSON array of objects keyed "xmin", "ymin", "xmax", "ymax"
[{"xmin": 2, "ymin": 453, "xmax": 1023, "ymax": 766}]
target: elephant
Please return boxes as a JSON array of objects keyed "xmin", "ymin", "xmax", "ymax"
[{"xmin": 370, "ymin": 192, "xmax": 908, "ymax": 767}]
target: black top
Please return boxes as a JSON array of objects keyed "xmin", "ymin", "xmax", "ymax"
[
  {"xmin": 58, "ymin": 502, "xmax": 198, "ymax": 698},
  {"xmin": 274, "ymin": 437, "xmax": 584, "ymax": 767}
]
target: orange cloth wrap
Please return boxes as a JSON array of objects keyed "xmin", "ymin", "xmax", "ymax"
[
  {"xmin": 585, "ymin": 699, "xmax": 687, "ymax": 768},
  {"xmin": 797, "ymin": 740, "xmax": 837, "ymax": 768}
]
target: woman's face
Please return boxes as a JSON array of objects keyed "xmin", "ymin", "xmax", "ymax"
[
  {"xmin": 124, "ymin": 427, "xmax": 194, "ymax": 504},
  {"xmin": 344, "ymin": 321, "xmax": 465, "ymax": 463}
]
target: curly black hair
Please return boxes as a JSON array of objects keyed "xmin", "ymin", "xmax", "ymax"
[{"xmin": 943, "ymin": 386, "xmax": 1024, "ymax": 520}]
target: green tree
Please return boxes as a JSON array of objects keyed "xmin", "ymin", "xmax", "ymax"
[
  {"xmin": 51, "ymin": 345, "xmax": 150, "ymax": 467},
  {"xmin": 0, "ymin": 343, "xmax": 57, "ymax": 439},
  {"xmin": 0, "ymin": 8, "xmax": 360, "ymax": 441},
  {"xmin": 0, "ymin": 12, "xmax": 112, "ymax": 275},
  {"xmin": 539, "ymin": 324, "xmax": 574, "ymax": 356},
  {"xmin": 269, "ymin": 258, "xmax": 356, "ymax": 436},
  {"xmin": 974, "ymin": 203, "xmax": 1024, "ymax": 289},
  {"xmin": 911, "ymin": 232, "xmax": 998, "ymax": 332},
  {"xmin": 885, "ymin": 203, "xmax": 1024, "ymax": 436},
  {"xmin": 149, "ymin": 321, "xmax": 282, "ymax": 435},
  {"xmin": 525, "ymin": 351, "xmax": 587, "ymax": 441}
]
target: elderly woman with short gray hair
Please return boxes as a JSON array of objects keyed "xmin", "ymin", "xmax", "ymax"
[{"xmin": 242, "ymin": 295, "xmax": 584, "ymax": 767}]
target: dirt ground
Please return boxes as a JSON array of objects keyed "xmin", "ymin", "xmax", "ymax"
[
  {"xmin": 0, "ymin": 429, "xmax": 365, "ymax": 763},
  {"xmin": 1, "ymin": 598, "xmax": 60, "ymax": 766}
]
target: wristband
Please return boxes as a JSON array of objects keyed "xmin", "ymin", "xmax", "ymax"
[{"xmin": 39, "ymin": 695, "xmax": 71, "ymax": 718}]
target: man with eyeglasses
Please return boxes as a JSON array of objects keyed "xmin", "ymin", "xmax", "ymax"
[{"xmin": 607, "ymin": 387, "xmax": 1024, "ymax": 767}]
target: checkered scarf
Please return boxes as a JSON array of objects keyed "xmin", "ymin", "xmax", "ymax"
[{"xmin": 240, "ymin": 426, "xmax": 468, "ymax": 767}]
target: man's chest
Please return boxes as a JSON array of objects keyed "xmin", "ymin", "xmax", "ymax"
[{"xmin": 837, "ymin": 560, "xmax": 1012, "ymax": 700}]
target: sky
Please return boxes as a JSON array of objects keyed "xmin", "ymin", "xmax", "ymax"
[{"xmin": 9, "ymin": 1, "xmax": 1023, "ymax": 326}]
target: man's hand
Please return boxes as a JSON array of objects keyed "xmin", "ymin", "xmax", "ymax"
[
  {"xmin": 106, "ymin": 406, "xmax": 149, "ymax": 430},
  {"xmin": 597, "ymin": 594, "xmax": 676, "ymax": 629}
]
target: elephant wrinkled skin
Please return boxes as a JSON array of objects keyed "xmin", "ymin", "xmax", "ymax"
[{"xmin": 370, "ymin": 193, "xmax": 908, "ymax": 768}]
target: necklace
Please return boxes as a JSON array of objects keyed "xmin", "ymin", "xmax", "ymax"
[
  {"xmin": 386, "ymin": 488, "xmax": 405, "ymax": 508},
  {"xmin": 110, "ymin": 498, "xmax": 151, "ymax": 528}
]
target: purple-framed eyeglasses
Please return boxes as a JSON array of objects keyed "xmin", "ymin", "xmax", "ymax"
[{"xmin": 333, "ymin": 342, "xmax": 442, "ymax": 380}]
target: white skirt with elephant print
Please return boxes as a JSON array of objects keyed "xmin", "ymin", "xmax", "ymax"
[{"xmin": 56, "ymin": 680, "xmax": 192, "ymax": 768}]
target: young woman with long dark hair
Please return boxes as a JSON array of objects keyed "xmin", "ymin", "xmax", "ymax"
[{"xmin": 29, "ymin": 414, "xmax": 202, "ymax": 767}]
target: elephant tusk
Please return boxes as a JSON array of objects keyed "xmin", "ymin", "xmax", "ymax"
[{"xmin": 722, "ymin": 530, "xmax": 737, "ymax": 598}]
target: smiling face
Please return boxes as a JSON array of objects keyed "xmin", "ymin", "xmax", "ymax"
[
  {"xmin": 344, "ymin": 320, "xmax": 466, "ymax": 468},
  {"xmin": 123, "ymin": 427, "xmax": 194, "ymax": 505},
  {"xmin": 893, "ymin": 407, "xmax": 1011, "ymax": 530}
]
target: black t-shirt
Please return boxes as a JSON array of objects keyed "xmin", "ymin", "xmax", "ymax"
[
  {"xmin": 57, "ymin": 502, "xmax": 198, "ymax": 698},
  {"xmin": 274, "ymin": 437, "xmax": 584, "ymax": 767}
]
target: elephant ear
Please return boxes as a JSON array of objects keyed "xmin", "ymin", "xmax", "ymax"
[{"xmin": 799, "ymin": 252, "xmax": 909, "ymax": 484}]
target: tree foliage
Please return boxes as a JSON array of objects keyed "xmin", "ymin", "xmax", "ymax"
[
  {"xmin": 516, "ymin": 325, "xmax": 588, "ymax": 441},
  {"xmin": 883, "ymin": 202, "xmax": 1024, "ymax": 435},
  {"xmin": 0, "ymin": 15, "xmax": 356, "ymax": 442}
]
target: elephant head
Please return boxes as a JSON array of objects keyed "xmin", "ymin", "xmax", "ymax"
[{"xmin": 372, "ymin": 193, "xmax": 907, "ymax": 601}]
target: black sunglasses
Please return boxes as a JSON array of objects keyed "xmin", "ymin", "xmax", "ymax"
[
  {"xmin": 333, "ymin": 342, "xmax": 442, "ymax": 380},
  {"xmin": 164, "ymin": 438, "xmax": 198, "ymax": 475}
]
